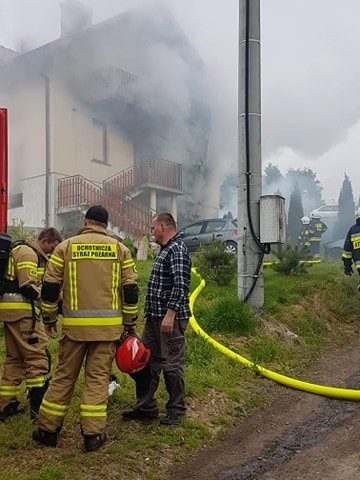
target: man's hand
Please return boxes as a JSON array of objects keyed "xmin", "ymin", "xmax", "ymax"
[
  {"xmin": 344, "ymin": 265, "xmax": 353, "ymax": 276},
  {"xmin": 121, "ymin": 325, "xmax": 136, "ymax": 338},
  {"xmin": 161, "ymin": 311, "xmax": 175, "ymax": 334}
]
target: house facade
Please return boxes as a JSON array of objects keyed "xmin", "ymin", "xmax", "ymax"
[{"xmin": 0, "ymin": 0, "xmax": 216, "ymax": 238}]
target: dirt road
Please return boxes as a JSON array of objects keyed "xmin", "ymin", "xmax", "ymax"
[{"xmin": 172, "ymin": 338, "xmax": 360, "ymax": 480}]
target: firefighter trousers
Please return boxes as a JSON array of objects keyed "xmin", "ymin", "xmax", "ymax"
[
  {"xmin": 131, "ymin": 317, "xmax": 188, "ymax": 414},
  {"xmin": 38, "ymin": 335, "xmax": 116, "ymax": 436},
  {"xmin": 0, "ymin": 318, "xmax": 50, "ymax": 411}
]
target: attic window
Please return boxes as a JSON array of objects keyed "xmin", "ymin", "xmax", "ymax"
[
  {"xmin": 92, "ymin": 118, "xmax": 109, "ymax": 165},
  {"xmin": 9, "ymin": 193, "xmax": 23, "ymax": 209}
]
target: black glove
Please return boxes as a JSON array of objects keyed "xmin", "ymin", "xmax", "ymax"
[
  {"xmin": 344, "ymin": 265, "xmax": 353, "ymax": 276},
  {"xmin": 119, "ymin": 325, "xmax": 136, "ymax": 344}
]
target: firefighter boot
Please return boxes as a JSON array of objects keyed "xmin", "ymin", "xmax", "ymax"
[
  {"xmin": 29, "ymin": 378, "xmax": 50, "ymax": 421},
  {"xmin": 0, "ymin": 401, "xmax": 25, "ymax": 422},
  {"xmin": 32, "ymin": 427, "xmax": 59, "ymax": 447},
  {"xmin": 83, "ymin": 432, "xmax": 107, "ymax": 452}
]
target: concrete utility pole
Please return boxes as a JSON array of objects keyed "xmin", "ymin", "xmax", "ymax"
[{"xmin": 237, "ymin": 0, "xmax": 264, "ymax": 309}]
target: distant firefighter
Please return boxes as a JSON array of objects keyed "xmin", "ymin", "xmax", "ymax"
[
  {"xmin": 298, "ymin": 216, "xmax": 311, "ymax": 250},
  {"xmin": 342, "ymin": 209, "xmax": 360, "ymax": 276},
  {"xmin": 308, "ymin": 213, "xmax": 327, "ymax": 257}
]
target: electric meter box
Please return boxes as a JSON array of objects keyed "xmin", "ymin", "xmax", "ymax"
[{"xmin": 260, "ymin": 195, "xmax": 286, "ymax": 244}]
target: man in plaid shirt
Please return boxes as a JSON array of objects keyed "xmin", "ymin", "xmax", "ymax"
[{"xmin": 122, "ymin": 212, "xmax": 191, "ymax": 425}]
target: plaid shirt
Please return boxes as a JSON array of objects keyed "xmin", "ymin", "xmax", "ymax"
[{"xmin": 145, "ymin": 233, "xmax": 191, "ymax": 320}]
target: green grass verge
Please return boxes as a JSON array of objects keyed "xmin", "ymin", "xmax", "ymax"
[{"xmin": 0, "ymin": 258, "xmax": 359, "ymax": 479}]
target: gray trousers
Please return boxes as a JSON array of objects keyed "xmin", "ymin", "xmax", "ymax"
[{"xmin": 131, "ymin": 316, "xmax": 188, "ymax": 414}]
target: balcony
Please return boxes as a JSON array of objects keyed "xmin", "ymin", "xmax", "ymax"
[
  {"xmin": 91, "ymin": 66, "xmax": 139, "ymax": 105},
  {"xmin": 104, "ymin": 156, "xmax": 182, "ymax": 197}
]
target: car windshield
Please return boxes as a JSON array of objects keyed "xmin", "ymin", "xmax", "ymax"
[{"xmin": 205, "ymin": 220, "xmax": 226, "ymax": 233}]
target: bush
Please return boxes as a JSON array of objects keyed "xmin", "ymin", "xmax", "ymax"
[
  {"xmin": 271, "ymin": 243, "xmax": 311, "ymax": 276},
  {"xmin": 7, "ymin": 218, "xmax": 36, "ymax": 241},
  {"xmin": 122, "ymin": 236, "xmax": 137, "ymax": 258},
  {"xmin": 196, "ymin": 290, "xmax": 257, "ymax": 336},
  {"xmin": 193, "ymin": 238, "xmax": 237, "ymax": 286}
]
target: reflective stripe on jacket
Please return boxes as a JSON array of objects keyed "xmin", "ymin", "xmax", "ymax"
[
  {"xmin": 0, "ymin": 239, "xmax": 48, "ymax": 323},
  {"xmin": 41, "ymin": 225, "xmax": 138, "ymax": 341},
  {"xmin": 342, "ymin": 220, "xmax": 360, "ymax": 271}
]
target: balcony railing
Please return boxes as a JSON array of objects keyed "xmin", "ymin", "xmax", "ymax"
[
  {"xmin": 137, "ymin": 156, "xmax": 182, "ymax": 190},
  {"xmin": 57, "ymin": 175, "xmax": 152, "ymax": 238},
  {"xmin": 104, "ymin": 156, "xmax": 182, "ymax": 195},
  {"xmin": 103, "ymin": 187, "xmax": 152, "ymax": 237},
  {"xmin": 92, "ymin": 66, "xmax": 139, "ymax": 103},
  {"xmin": 58, "ymin": 175, "xmax": 102, "ymax": 209}
]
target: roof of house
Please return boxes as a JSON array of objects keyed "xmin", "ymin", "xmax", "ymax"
[
  {"xmin": 0, "ymin": 46, "xmax": 19, "ymax": 66},
  {"xmin": 5, "ymin": 3, "xmax": 204, "ymax": 71}
]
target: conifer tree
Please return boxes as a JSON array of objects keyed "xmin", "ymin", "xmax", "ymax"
[
  {"xmin": 263, "ymin": 163, "xmax": 284, "ymax": 193},
  {"xmin": 333, "ymin": 173, "xmax": 355, "ymax": 240},
  {"xmin": 287, "ymin": 182, "xmax": 304, "ymax": 245}
]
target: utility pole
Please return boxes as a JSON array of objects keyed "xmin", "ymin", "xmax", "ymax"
[{"xmin": 237, "ymin": 0, "xmax": 264, "ymax": 309}]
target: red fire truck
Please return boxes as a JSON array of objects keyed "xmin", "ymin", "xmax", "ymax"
[{"xmin": 0, "ymin": 108, "xmax": 7, "ymax": 233}]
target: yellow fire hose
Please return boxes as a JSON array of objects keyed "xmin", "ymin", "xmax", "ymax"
[
  {"xmin": 189, "ymin": 268, "xmax": 360, "ymax": 400},
  {"xmin": 263, "ymin": 259, "xmax": 322, "ymax": 267}
]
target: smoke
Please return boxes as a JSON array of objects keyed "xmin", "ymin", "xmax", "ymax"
[{"xmin": 2, "ymin": 0, "xmax": 360, "ymax": 213}]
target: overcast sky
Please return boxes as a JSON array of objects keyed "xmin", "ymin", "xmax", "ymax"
[{"xmin": 1, "ymin": 0, "xmax": 359, "ymax": 204}]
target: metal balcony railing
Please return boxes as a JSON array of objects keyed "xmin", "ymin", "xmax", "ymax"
[
  {"xmin": 104, "ymin": 156, "xmax": 182, "ymax": 195},
  {"xmin": 93, "ymin": 66, "xmax": 139, "ymax": 103},
  {"xmin": 58, "ymin": 175, "xmax": 102, "ymax": 209},
  {"xmin": 102, "ymin": 186, "xmax": 152, "ymax": 237},
  {"xmin": 137, "ymin": 156, "xmax": 182, "ymax": 190},
  {"xmin": 57, "ymin": 175, "xmax": 152, "ymax": 238}
]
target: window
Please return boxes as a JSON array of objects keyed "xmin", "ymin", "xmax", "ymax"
[
  {"xmin": 205, "ymin": 220, "xmax": 225, "ymax": 233},
  {"xmin": 9, "ymin": 193, "xmax": 23, "ymax": 209},
  {"xmin": 183, "ymin": 222, "xmax": 204, "ymax": 236},
  {"xmin": 92, "ymin": 119, "xmax": 108, "ymax": 164}
]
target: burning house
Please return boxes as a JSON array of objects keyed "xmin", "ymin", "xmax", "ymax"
[{"xmin": 0, "ymin": 0, "xmax": 214, "ymax": 237}]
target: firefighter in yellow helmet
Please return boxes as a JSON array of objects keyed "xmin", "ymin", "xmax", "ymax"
[
  {"xmin": 0, "ymin": 228, "xmax": 62, "ymax": 422},
  {"xmin": 308, "ymin": 213, "xmax": 327, "ymax": 257},
  {"xmin": 298, "ymin": 216, "xmax": 311, "ymax": 250},
  {"xmin": 32, "ymin": 205, "xmax": 138, "ymax": 452}
]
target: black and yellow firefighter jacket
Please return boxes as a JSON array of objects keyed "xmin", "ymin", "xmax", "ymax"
[
  {"xmin": 41, "ymin": 225, "xmax": 138, "ymax": 341},
  {"xmin": 309, "ymin": 218, "xmax": 327, "ymax": 243},
  {"xmin": 342, "ymin": 218, "xmax": 360, "ymax": 273},
  {"xmin": 0, "ymin": 238, "xmax": 49, "ymax": 322},
  {"xmin": 298, "ymin": 226, "xmax": 312, "ymax": 248}
]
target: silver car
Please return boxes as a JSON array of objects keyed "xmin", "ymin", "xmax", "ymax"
[{"xmin": 178, "ymin": 218, "xmax": 238, "ymax": 254}]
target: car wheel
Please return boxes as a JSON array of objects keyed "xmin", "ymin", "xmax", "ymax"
[{"xmin": 225, "ymin": 241, "xmax": 237, "ymax": 255}]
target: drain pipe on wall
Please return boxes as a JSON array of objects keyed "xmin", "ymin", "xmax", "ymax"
[{"xmin": 43, "ymin": 74, "xmax": 50, "ymax": 228}]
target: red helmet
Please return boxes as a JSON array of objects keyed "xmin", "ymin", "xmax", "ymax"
[{"xmin": 115, "ymin": 334, "xmax": 151, "ymax": 374}]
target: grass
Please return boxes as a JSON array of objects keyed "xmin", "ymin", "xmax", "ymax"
[{"xmin": 1, "ymin": 258, "xmax": 360, "ymax": 479}]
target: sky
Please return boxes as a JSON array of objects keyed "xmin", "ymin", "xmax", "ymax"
[{"xmin": 1, "ymin": 0, "xmax": 359, "ymax": 205}]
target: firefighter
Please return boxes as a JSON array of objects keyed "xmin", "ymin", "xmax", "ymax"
[
  {"xmin": 0, "ymin": 228, "xmax": 62, "ymax": 422},
  {"xmin": 342, "ymin": 209, "xmax": 360, "ymax": 277},
  {"xmin": 298, "ymin": 216, "xmax": 312, "ymax": 250},
  {"xmin": 32, "ymin": 205, "xmax": 138, "ymax": 452},
  {"xmin": 308, "ymin": 213, "xmax": 327, "ymax": 257}
]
